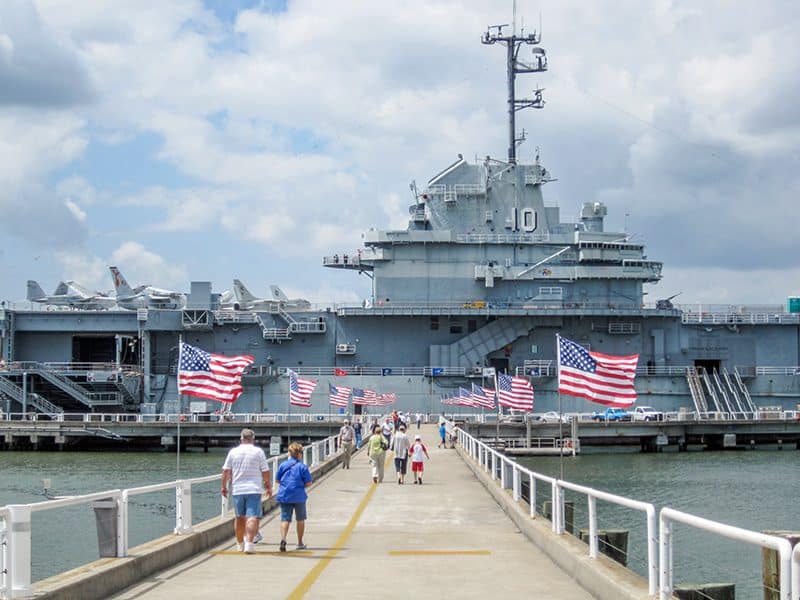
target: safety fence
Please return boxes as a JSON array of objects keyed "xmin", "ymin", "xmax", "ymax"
[
  {"xmin": 456, "ymin": 427, "xmax": 793, "ymax": 600},
  {"xmin": 0, "ymin": 433, "xmax": 340, "ymax": 599}
]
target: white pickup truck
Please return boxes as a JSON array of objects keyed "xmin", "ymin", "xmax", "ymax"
[{"xmin": 632, "ymin": 406, "xmax": 664, "ymax": 421}]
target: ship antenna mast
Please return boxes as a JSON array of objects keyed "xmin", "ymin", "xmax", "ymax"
[{"xmin": 482, "ymin": 7, "xmax": 548, "ymax": 164}]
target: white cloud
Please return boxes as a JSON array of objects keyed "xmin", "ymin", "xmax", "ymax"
[{"xmin": 110, "ymin": 241, "xmax": 188, "ymax": 290}]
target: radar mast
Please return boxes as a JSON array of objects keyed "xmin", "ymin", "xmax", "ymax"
[{"xmin": 482, "ymin": 7, "xmax": 548, "ymax": 164}]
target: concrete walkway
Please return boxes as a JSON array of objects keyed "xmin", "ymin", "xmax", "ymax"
[{"xmin": 111, "ymin": 425, "xmax": 592, "ymax": 600}]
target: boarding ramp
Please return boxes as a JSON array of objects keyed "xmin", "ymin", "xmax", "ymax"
[
  {"xmin": 97, "ymin": 425, "xmax": 593, "ymax": 600},
  {"xmin": 685, "ymin": 368, "xmax": 708, "ymax": 415}
]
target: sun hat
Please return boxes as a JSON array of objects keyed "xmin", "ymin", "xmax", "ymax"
[{"xmin": 415, "ymin": 434, "xmax": 421, "ymax": 440}]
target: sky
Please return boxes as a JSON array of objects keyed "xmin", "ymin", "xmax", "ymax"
[{"xmin": 1, "ymin": 0, "xmax": 799, "ymax": 308}]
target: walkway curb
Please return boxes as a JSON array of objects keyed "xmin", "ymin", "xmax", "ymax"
[{"xmin": 456, "ymin": 445, "xmax": 655, "ymax": 600}]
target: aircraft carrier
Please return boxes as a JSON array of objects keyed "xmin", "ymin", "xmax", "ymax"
[{"xmin": 1, "ymin": 21, "xmax": 799, "ymax": 420}]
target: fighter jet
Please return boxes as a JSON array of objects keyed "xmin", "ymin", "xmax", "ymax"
[
  {"xmin": 224, "ymin": 280, "xmax": 311, "ymax": 311},
  {"xmin": 27, "ymin": 280, "xmax": 116, "ymax": 310},
  {"xmin": 109, "ymin": 266, "xmax": 186, "ymax": 310},
  {"xmin": 269, "ymin": 285, "xmax": 311, "ymax": 310}
]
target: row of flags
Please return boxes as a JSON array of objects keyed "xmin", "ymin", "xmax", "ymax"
[{"xmin": 177, "ymin": 334, "xmax": 639, "ymax": 410}]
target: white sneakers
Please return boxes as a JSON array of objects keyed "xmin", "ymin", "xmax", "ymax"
[
  {"xmin": 243, "ymin": 541, "xmax": 256, "ymax": 554},
  {"xmin": 236, "ymin": 542, "xmax": 244, "ymax": 552}
]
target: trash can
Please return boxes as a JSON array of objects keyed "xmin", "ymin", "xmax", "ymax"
[{"xmin": 92, "ymin": 498, "xmax": 119, "ymax": 557}]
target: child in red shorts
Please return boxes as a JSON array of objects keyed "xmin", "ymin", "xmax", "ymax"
[{"xmin": 410, "ymin": 434, "xmax": 430, "ymax": 484}]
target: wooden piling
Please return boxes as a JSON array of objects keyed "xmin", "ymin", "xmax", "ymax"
[
  {"xmin": 762, "ymin": 531, "xmax": 800, "ymax": 600},
  {"xmin": 578, "ymin": 528, "xmax": 629, "ymax": 566},
  {"xmin": 673, "ymin": 583, "xmax": 735, "ymax": 600},
  {"xmin": 542, "ymin": 500, "xmax": 574, "ymax": 534}
]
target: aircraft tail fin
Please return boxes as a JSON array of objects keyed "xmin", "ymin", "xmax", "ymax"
[
  {"xmin": 53, "ymin": 281, "xmax": 70, "ymax": 296},
  {"xmin": 109, "ymin": 266, "xmax": 135, "ymax": 297},
  {"xmin": 233, "ymin": 279, "xmax": 257, "ymax": 303},
  {"xmin": 269, "ymin": 285, "xmax": 289, "ymax": 302},
  {"xmin": 27, "ymin": 280, "xmax": 47, "ymax": 301}
]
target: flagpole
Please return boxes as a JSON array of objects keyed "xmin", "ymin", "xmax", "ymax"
[
  {"xmin": 494, "ymin": 369, "xmax": 500, "ymax": 445},
  {"xmin": 177, "ymin": 336, "xmax": 183, "ymax": 480},
  {"xmin": 287, "ymin": 371, "xmax": 292, "ymax": 446},
  {"xmin": 556, "ymin": 334, "xmax": 564, "ymax": 481}
]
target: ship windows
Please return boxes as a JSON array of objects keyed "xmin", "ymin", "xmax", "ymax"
[
  {"xmin": 468, "ymin": 319, "xmax": 477, "ymax": 333},
  {"xmin": 450, "ymin": 322, "xmax": 463, "ymax": 334},
  {"xmin": 430, "ymin": 317, "xmax": 439, "ymax": 331},
  {"xmin": 521, "ymin": 208, "xmax": 537, "ymax": 233}
]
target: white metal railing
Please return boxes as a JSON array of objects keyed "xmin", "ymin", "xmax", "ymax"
[
  {"xmin": 558, "ymin": 479, "xmax": 657, "ymax": 594},
  {"xmin": 455, "ymin": 427, "xmax": 656, "ymax": 597},
  {"xmin": 792, "ymin": 543, "xmax": 800, "ymax": 600},
  {"xmin": 0, "ymin": 432, "xmax": 341, "ymax": 598},
  {"xmin": 456, "ymin": 426, "xmax": 660, "ymax": 593},
  {"xmin": 659, "ymin": 507, "xmax": 792, "ymax": 600}
]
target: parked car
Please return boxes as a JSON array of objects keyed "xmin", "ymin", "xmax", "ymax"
[
  {"xmin": 592, "ymin": 407, "xmax": 631, "ymax": 422},
  {"xmin": 632, "ymin": 406, "xmax": 664, "ymax": 421},
  {"xmin": 539, "ymin": 411, "xmax": 571, "ymax": 423}
]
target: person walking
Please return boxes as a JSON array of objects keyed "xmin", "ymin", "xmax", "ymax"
[
  {"xmin": 338, "ymin": 419, "xmax": 356, "ymax": 469},
  {"xmin": 415, "ymin": 412, "xmax": 422, "ymax": 429},
  {"xmin": 438, "ymin": 421, "xmax": 447, "ymax": 449},
  {"xmin": 410, "ymin": 434, "xmax": 430, "ymax": 484},
  {"xmin": 275, "ymin": 442, "xmax": 313, "ymax": 552},
  {"xmin": 221, "ymin": 428, "xmax": 272, "ymax": 554},
  {"xmin": 381, "ymin": 417, "xmax": 394, "ymax": 446},
  {"xmin": 353, "ymin": 418, "xmax": 363, "ymax": 449},
  {"xmin": 367, "ymin": 424, "xmax": 388, "ymax": 483},
  {"xmin": 390, "ymin": 424, "xmax": 411, "ymax": 484}
]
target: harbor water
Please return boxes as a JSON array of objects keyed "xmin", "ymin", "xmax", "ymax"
[{"xmin": 2, "ymin": 448, "xmax": 798, "ymax": 597}]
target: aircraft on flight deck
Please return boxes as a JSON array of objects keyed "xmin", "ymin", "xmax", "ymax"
[
  {"xmin": 27, "ymin": 280, "xmax": 116, "ymax": 310},
  {"xmin": 108, "ymin": 266, "xmax": 186, "ymax": 310},
  {"xmin": 224, "ymin": 280, "xmax": 311, "ymax": 311}
]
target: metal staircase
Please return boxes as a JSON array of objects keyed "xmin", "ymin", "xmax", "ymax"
[
  {"xmin": 429, "ymin": 317, "xmax": 534, "ymax": 369},
  {"xmin": 686, "ymin": 366, "xmax": 755, "ymax": 419},
  {"xmin": 0, "ymin": 375, "xmax": 64, "ymax": 414},
  {"xmin": 685, "ymin": 368, "xmax": 708, "ymax": 414},
  {"xmin": 256, "ymin": 308, "xmax": 326, "ymax": 341},
  {"xmin": 732, "ymin": 368, "xmax": 757, "ymax": 416}
]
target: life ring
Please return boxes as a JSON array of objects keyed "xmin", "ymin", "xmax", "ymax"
[{"xmin": 563, "ymin": 438, "xmax": 573, "ymax": 450}]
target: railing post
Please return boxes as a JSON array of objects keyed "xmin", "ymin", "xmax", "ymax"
[
  {"xmin": 512, "ymin": 465, "xmax": 520, "ymax": 502},
  {"xmin": 491, "ymin": 452, "xmax": 497, "ymax": 480},
  {"xmin": 646, "ymin": 506, "xmax": 658, "ymax": 596},
  {"xmin": 587, "ymin": 495, "xmax": 598, "ymax": 558},
  {"xmin": 791, "ymin": 543, "xmax": 800, "ymax": 600},
  {"xmin": 500, "ymin": 457, "xmax": 507, "ymax": 489},
  {"xmin": 7, "ymin": 504, "xmax": 32, "ymax": 598},
  {"xmin": 311, "ymin": 443, "xmax": 319, "ymax": 466},
  {"xmin": 551, "ymin": 482, "xmax": 560, "ymax": 534},
  {"xmin": 529, "ymin": 474, "xmax": 536, "ymax": 518},
  {"xmin": 118, "ymin": 492, "xmax": 129, "ymax": 557},
  {"xmin": 659, "ymin": 512, "xmax": 672, "ymax": 600},
  {"xmin": 174, "ymin": 480, "xmax": 193, "ymax": 534}
]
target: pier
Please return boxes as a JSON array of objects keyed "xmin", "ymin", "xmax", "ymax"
[
  {"xmin": 4, "ymin": 424, "xmax": 799, "ymax": 599},
  {"xmin": 5, "ymin": 425, "xmax": 650, "ymax": 600}
]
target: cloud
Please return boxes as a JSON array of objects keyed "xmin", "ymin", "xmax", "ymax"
[
  {"xmin": 0, "ymin": 0, "xmax": 94, "ymax": 107},
  {"xmin": 110, "ymin": 241, "xmax": 187, "ymax": 289}
]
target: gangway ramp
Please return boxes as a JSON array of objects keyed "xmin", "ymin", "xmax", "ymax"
[{"xmin": 110, "ymin": 426, "xmax": 591, "ymax": 600}]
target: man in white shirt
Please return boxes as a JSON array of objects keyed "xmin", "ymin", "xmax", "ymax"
[
  {"xmin": 338, "ymin": 419, "xmax": 356, "ymax": 469},
  {"xmin": 221, "ymin": 428, "xmax": 272, "ymax": 553}
]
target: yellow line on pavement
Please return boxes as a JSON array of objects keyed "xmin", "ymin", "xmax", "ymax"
[
  {"xmin": 285, "ymin": 456, "xmax": 386, "ymax": 600},
  {"xmin": 211, "ymin": 550, "xmax": 315, "ymax": 557},
  {"xmin": 388, "ymin": 550, "xmax": 491, "ymax": 556}
]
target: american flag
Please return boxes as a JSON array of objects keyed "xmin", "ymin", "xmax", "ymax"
[
  {"xmin": 376, "ymin": 392, "xmax": 394, "ymax": 405},
  {"xmin": 352, "ymin": 388, "xmax": 378, "ymax": 405},
  {"xmin": 288, "ymin": 369, "xmax": 316, "ymax": 407},
  {"xmin": 457, "ymin": 387, "xmax": 480, "ymax": 407},
  {"xmin": 497, "ymin": 373, "xmax": 534, "ymax": 411},
  {"xmin": 328, "ymin": 383, "xmax": 351, "ymax": 407},
  {"xmin": 471, "ymin": 383, "xmax": 495, "ymax": 409},
  {"xmin": 557, "ymin": 335, "xmax": 638, "ymax": 407},
  {"xmin": 177, "ymin": 343, "xmax": 254, "ymax": 404}
]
